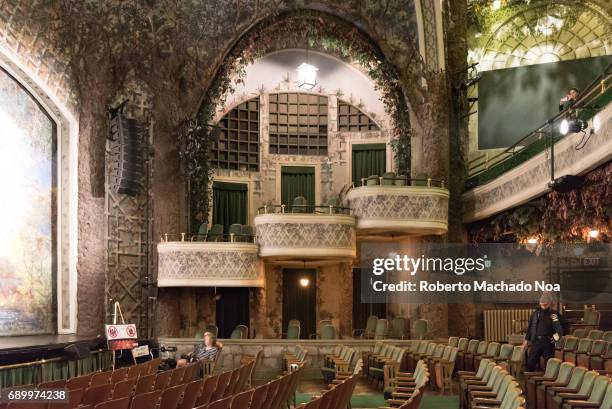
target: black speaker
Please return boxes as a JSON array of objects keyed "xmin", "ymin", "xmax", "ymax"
[
  {"xmin": 549, "ymin": 174, "xmax": 584, "ymax": 193},
  {"xmin": 108, "ymin": 109, "xmax": 143, "ymax": 196},
  {"xmin": 63, "ymin": 342, "xmax": 92, "ymax": 360}
]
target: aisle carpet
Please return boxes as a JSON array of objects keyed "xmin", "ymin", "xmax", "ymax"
[{"xmin": 295, "ymin": 392, "xmax": 459, "ymax": 408}]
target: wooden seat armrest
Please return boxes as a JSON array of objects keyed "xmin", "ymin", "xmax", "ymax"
[
  {"xmin": 457, "ymin": 371, "xmax": 476, "ymax": 376},
  {"xmin": 471, "ymin": 398, "xmax": 501, "ymax": 405},
  {"xmin": 563, "ymin": 401, "xmax": 601, "ymax": 408},
  {"xmin": 542, "ymin": 381, "xmax": 565, "ymax": 387},
  {"xmin": 459, "ymin": 375, "xmax": 482, "ymax": 381},
  {"xmin": 464, "ymin": 380, "xmax": 487, "ymax": 386},
  {"xmin": 470, "ymin": 391, "xmax": 497, "ymax": 398},
  {"xmin": 472, "ymin": 406, "xmax": 501, "ymax": 409},
  {"xmin": 396, "ymin": 371, "xmax": 415, "ymax": 376},
  {"xmin": 524, "ymin": 371, "xmax": 544, "ymax": 377},
  {"xmin": 387, "ymin": 400, "xmax": 409, "ymax": 406},
  {"xmin": 394, "ymin": 387, "xmax": 416, "ymax": 392},
  {"xmin": 531, "ymin": 376, "xmax": 555, "ymax": 382},
  {"xmin": 468, "ymin": 385, "xmax": 492, "ymax": 392},
  {"xmin": 557, "ymin": 393, "xmax": 588, "ymax": 400},
  {"xmin": 550, "ymin": 387, "xmax": 578, "ymax": 393}
]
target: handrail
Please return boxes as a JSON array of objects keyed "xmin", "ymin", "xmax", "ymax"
[
  {"xmin": 353, "ymin": 176, "xmax": 446, "ymax": 188},
  {"xmin": 0, "ymin": 349, "xmax": 109, "ymax": 371},
  {"xmin": 160, "ymin": 233, "xmax": 256, "ymax": 243},
  {"xmin": 467, "ymin": 67, "xmax": 612, "ymax": 184},
  {"xmin": 256, "ymin": 205, "xmax": 352, "ymax": 215}
]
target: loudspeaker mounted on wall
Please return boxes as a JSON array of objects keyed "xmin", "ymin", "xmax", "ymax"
[{"xmin": 107, "ymin": 101, "xmax": 143, "ymax": 196}]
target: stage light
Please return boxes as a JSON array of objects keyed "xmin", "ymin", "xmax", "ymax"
[
  {"xmin": 593, "ymin": 115, "xmax": 601, "ymax": 132},
  {"xmin": 560, "ymin": 118, "xmax": 588, "ymax": 135},
  {"xmin": 297, "ymin": 63, "xmax": 318, "ymax": 90},
  {"xmin": 588, "ymin": 229, "xmax": 599, "ymax": 239},
  {"xmin": 299, "ymin": 278, "xmax": 310, "ymax": 287}
]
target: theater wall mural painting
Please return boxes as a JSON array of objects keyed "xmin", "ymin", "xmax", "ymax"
[{"xmin": 0, "ymin": 68, "xmax": 56, "ymax": 336}]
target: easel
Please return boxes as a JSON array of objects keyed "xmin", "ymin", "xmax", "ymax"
[{"xmin": 110, "ymin": 301, "xmax": 137, "ymax": 369}]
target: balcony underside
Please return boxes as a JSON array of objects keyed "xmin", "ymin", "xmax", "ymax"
[
  {"xmin": 254, "ymin": 213, "xmax": 356, "ymax": 262},
  {"xmin": 346, "ymin": 186, "xmax": 450, "ymax": 237},
  {"xmin": 157, "ymin": 242, "xmax": 263, "ymax": 287}
]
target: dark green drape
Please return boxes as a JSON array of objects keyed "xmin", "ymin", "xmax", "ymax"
[
  {"xmin": 0, "ymin": 350, "xmax": 113, "ymax": 388},
  {"xmin": 281, "ymin": 166, "xmax": 315, "ymax": 206},
  {"xmin": 212, "ymin": 182, "xmax": 248, "ymax": 232},
  {"xmin": 352, "ymin": 143, "xmax": 386, "ymax": 185}
]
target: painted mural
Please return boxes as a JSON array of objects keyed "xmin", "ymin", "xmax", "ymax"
[{"xmin": 0, "ymin": 68, "xmax": 56, "ymax": 335}]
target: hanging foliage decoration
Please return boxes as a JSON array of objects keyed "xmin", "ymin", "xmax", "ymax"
[
  {"xmin": 468, "ymin": 162, "xmax": 611, "ymax": 244},
  {"xmin": 181, "ymin": 9, "xmax": 415, "ymax": 222}
]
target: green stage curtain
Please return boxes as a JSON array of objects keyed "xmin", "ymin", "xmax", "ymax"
[
  {"xmin": 281, "ymin": 166, "xmax": 315, "ymax": 206},
  {"xmin": 212, "ymin": 182, "xmax": 248, "ymax": 232},
  {"xmin": 352, "ymin": 143, "xmax": 386, "ymax": 185}
]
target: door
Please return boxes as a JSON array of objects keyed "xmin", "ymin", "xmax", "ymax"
[
  {"xmin": 352, "ymin": 268, "xmax": 387, "ymax": 331},
  {"xmin": 215, "ymin": 287, "xmax": 250, "ymax": 338},
  {"xmin": 282, "ymin": 269, "xmax": 317, "ymax": 339},
  {"xmin": 281, "ymin": 166, "xmax": 315, "ymax": 207}
]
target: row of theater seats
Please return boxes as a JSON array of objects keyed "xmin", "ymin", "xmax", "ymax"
[
  {"xmin": 555, "ymin": 335, "xmax": 612, "ymax": 371},
  {"xmin": 453, "ymin": 338, "xmax": 526, "ymax": 379},
  {"xmin": 379, "ymin": 359, "xmax": 428, "ymax": 409},
  {"xmin": 321, "ymin": 346, "xmax": 359, "ymax": 384},
  {"xmin": 459, "ymin": 358, "xmax": 525, "ymax": 409},
  {"xmin": 569, "ymin": 329, "xmax": 612, "ymax": 341},
  {"xmin": 0, "ymin": 358, "xmax": 266, "ymax": 409},
  {"xmin": 282, "ymin": 345, "xmax": 309, "ymax": 372},
  {"xmin": 526, "ymin": 357, "xmax": 612, "ymax": 409},
  {"xmin": 299, "ymin": 373, "xmax": 359, "ymax": 409}
]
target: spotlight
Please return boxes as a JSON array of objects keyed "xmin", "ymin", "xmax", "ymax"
[
  {"xmin": 560, "ymin": 118, "xmax": 588, "ymax": 135},
  {"xmin": 593, "ymin": 115, "xmax": 601, "ymax": 132},
  {"xmin": 588, "ymin": 229, "xmax": 599, "ymax": 239},
  {"xmin": 299, "ymin": 278, "xmax": 310, "ymax": 287}
]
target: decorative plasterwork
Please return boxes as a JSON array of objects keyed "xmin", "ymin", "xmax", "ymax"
[
  {"xmin": 463, "ymin": 105, "xmax": 612, "ymax": 223},
  {"xmin": 254, "ymin": 214, "xmax": 356, "ymax": 260},
  {"xmin": 346, "ymin": 186, "xmax": 449, "ymax": 235},
  {"xmin": 157, "ymin": 242, "xmax": 263, "ymax": 287}
]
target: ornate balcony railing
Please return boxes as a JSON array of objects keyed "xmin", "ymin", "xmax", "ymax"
[
  {"xmin": 254, "ymin": 206, "xmax": 356, "ymax": 261},
  {"xmin": 346, "ymin": 179, "xmax": 449, "ymax": 236},
  {"xmin": 157, "ymin": 236, "xmax": 262, "ymax": 287}
]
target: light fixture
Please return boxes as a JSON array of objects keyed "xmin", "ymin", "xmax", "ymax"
[
  {"xmin": 527, "ymin": 237, "xmax": 538, "ymax": 244},
  {"xmin": 588, "ymin": 229, "xmax": 599, "ymax": 239},
  {"xmin": 299, "ymin": 278, "xmax": 310, "ymax": 287},
  {"xmin": 492, "ymin": 0, "xmax": 501, "ymax": 10},
  {"xmin": 593, "ymin": 115, "xmax": 601, "ymax": 132},
  {"xmin": 297, "ymin": 62, "xmax": 318, "ymax": 90},
  {"xmin": 560, "ymin": 118, "xmax": 588, "ymax": 135}
]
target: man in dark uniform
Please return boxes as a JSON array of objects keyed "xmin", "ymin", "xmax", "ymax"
[{"xmin": 522, "ymin": 292, "xmax": 565, "ymax": 371}]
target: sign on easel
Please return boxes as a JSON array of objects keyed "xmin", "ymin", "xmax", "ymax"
[{"xmin": 106, "ymin": 302, "xmax": 139, "ymax": 351}]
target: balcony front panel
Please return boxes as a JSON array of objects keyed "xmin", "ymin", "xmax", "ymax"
[
  {"xmin": 157, "ymin": 242, "xmax": 263, "ymax": 287},
  {"xmin": 254, "ymin": 214, "xmax": 356, "ymax": 260},
  {"xmin": 347, "ymin": 186, "xmax": 449, "ymax": 235}
]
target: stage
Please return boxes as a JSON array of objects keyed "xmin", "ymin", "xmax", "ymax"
[{"xmin": 0, "ymin": 334, "xmax": 101, "ymax": 366}]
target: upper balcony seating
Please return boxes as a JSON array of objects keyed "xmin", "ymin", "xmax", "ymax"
[
  {"xmin": 254, "ymin": 198, "xmax": 356, "ymax": 261},
  {"xmin": 346, "ymin": 173, "xmax": 449, "ymax": 237},
  {"xmin": 157, "ymin": 230, "xmax": 261, "ymax": 288}
]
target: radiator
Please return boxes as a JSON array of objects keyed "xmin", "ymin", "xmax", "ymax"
[{"xmin": 484, "ymin": 309, "xmax": 532, "ymax": 342}]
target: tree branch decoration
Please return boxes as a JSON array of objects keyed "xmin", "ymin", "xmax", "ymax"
[{"xmin": 468, "ymin": 162, "xmax": 611, "ymax": 244}]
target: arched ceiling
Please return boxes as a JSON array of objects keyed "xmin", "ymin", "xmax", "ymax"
[{"xmin": 469, "ymin": 1, "xmax": 612, "ymax": 70}]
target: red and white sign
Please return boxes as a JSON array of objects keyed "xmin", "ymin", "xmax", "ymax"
[{"xmin": 105, "ymin": 324, "xmax": 138, "ymax": 340}]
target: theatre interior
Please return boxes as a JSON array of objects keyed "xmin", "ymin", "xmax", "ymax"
[{"xmin": 1, "ymin": 1, "xmax": 612, "ymax": 408}]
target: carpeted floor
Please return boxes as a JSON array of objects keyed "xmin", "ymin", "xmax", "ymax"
[
  {"xmin": 296, "ymin": 392, "xmax": 459, "ymax": 408},
  {"xmin": 296, "ymin": 379, "xmax": 460, "ymax": 408}
]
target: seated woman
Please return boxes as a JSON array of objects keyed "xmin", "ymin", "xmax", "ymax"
[{"xmin": 177, "ymin": 331, "xmax": 220, "ymax": 367}]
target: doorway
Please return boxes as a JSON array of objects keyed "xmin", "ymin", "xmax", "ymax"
[
  {"xmin": 215, "ymin": 287, "xmax": 250, "ymax": 338},
  {"xmin": 282, "ymin": 269, "xmax": 317, "ymax": 339}
]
